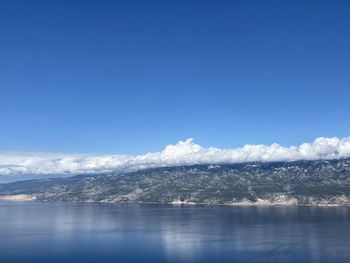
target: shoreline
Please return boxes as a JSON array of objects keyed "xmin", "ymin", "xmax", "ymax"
[
  {"xmin": 0, "ymin": 194, "xmax": 36, "ymax": 202},
  {"xmin": 2, "ymin": 194, "xmax": 350, "ymax": 207}
]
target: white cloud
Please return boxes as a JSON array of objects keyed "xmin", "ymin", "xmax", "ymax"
[{"xmin": 1, "ymin": 136, "xmax": 350, "ymax": 177}]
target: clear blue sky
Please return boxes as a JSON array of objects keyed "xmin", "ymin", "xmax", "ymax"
[{"xmin": 1, "ymin": 0, "xmax": 349, "ymax": 154}]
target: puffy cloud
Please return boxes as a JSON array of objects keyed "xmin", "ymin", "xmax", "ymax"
[{"xmin": 1, "ymin": 136, "xmax": 350, "ymax": 177}]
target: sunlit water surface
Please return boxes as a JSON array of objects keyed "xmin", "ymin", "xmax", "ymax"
[{"xmin": 0, "ymin": 202, "xmax": 349, "ymax": 263}]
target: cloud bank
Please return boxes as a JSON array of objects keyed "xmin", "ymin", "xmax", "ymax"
[{"xmin": 1, "ymin": 136, "xmax": 350, "ymax": 177}]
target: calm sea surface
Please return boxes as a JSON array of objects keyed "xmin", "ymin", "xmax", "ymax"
[{"xmin": 0, "ymin": 202, "xmax": 349, "ymax": 263}]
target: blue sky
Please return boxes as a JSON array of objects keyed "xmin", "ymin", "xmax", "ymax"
[{"xmin": 1, "ymin": 0, "xmax": 350, "ymax": 155}]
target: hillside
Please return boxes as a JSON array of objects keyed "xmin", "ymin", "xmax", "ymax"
[{"xmin": 1, "ymin": 158, "xmax": 350, "ymax": 206}]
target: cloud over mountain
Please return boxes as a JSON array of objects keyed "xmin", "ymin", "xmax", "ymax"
[{"xmin": 1, "ymin": 136, "xmax": 350, "ymax": 177}]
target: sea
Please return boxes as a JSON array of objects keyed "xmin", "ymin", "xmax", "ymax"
[{"xmin": 0, "ymin": 201, "xmax": 349, "ymax": 263}]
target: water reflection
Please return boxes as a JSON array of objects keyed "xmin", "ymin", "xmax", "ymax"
[{"xmin": 0, "ymin": 202, "xmax": 349, "ymax": 263}]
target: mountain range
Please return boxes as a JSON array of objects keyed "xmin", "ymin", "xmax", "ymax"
[{"xmin": 1, "ymin": 158, "xmax": 350, "ymax": 206}]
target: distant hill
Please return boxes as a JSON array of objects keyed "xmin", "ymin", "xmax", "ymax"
[{"xmin": 1, "ymin": 158, "xmax": 350, "ymax": 206}]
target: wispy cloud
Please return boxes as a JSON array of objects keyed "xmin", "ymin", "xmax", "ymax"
[{"xmin": 1, "ymin": 136, "xmax": 350, "ymax": 177}]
